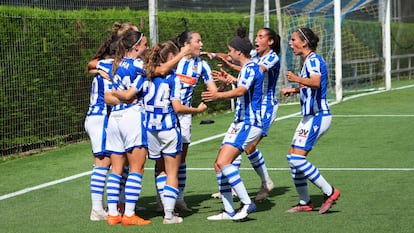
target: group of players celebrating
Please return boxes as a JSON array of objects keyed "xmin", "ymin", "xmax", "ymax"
[{"xmin": 84, "ymin": 22, "xmax": 340, "ymax": 226}]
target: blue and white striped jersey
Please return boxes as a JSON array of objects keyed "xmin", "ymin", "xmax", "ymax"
[
  {"xmin": 252, "ymin": 49, "xmax": 280, "ymax": 106},
  {"xmin": 299, "ymin": 52, "xmax": 330, "ymax": 116},
  {"xmin": 142, "ymin": 71, "xmax": 181, "ymax": 132},
  {"xmin": 234, "ymin": 61, "xmax": 264, "ymax": 127},
  {"xmin": 175, "ymin": 56, "xmax": 213, "ymax": 107},
  {"xmin": 87, "ymin": 60, "xmax": 113, "ymax": 116},
  {"xmin": 109, "ymin": 57, "xmax": 145, "ymax": 112}
]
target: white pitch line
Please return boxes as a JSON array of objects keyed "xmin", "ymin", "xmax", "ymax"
[
  {"xmin": 1, "ymin": 84, "xmax": 413, "ymax": 201},
  {"xmin": 1, "ymin": 167, "xmax": 413, "ymax": 200},
  {"xmin": 0, "ymin": 171, "xmax": 92, "ymax": 201},
  {"xmin": 190, "ymin": 111, "xmax": 302, "ymax": 146},
  {"xmin": 334, "ymin": 114, "xmax": 414, "ymax": 117},
  {"xmin": 186, "ymin": 167, "xmax": 414, "ymax": 171}
]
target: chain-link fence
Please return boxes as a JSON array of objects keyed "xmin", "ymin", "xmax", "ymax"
[
  {"xmin": 0, "ymin": 1, "xmax": 260, "ymax": 156},
  {"xmin": 1, "ymin": 0, "xmax": 412, "ymax": 156}
]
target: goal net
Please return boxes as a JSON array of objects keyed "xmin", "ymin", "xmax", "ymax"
[{"xmin": 279, "ymin": 0, "xmax": 384, "ymax": 97}]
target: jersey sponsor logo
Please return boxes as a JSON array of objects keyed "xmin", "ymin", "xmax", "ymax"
[
  {"xmin": 298, "ymin": 128, "xmax": 309, "ymax": 138},
  {"xmin": 177, "ymin": 73, "xmax": 197, "ymax": 85},
  {"xmin": 230, "ymin": 126, "xmax": 240, "ymax": 135}
]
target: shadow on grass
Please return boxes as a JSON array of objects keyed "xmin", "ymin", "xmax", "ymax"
[
  {"xmin": 133, "ymin": 185, "xmax": 292, "ymax": 220},
  {"xmin": 311, "ymin": 194, "xmax": 341, "ymax": 214},
  {"xmin": 134, "ymin": 193, "xmax": 213, "ymax": 220},
  {"xmin": 254, "ymin": 185, "xmax": 290, "ymax": 212}
]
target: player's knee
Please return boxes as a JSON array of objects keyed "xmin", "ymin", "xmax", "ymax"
[
  {"xmin": 213, "ymin": 162, "xmax": 221, "ymax": 172},
  {"xmin": 245, "ymin": 147, "xmax": 255, "ymax": 155},
  {"xmin": 215, "ymin": 159, "xmax": 230, "ymax": 171}
]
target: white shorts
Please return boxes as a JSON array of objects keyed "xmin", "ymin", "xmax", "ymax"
[
  {"xmin": 147, "ymin": 127, "xmax": 182, "ymax": 160},
  {"xmin": 291, "ymin": 113, "xmax": 332, "ymax": 151},
  {"xmin": 178, "ymin": 114, "xmax": 192, "ymax": 144},
  {"xmin": 261, "ymin": 103, "xmax": 278, "ymax": 136},
  {"xmin": 222, "ymin": 122, "xmax": 262, "ymax": 151},
  {"xmin": 84, "ymin": 115, "xmax": 109, "ymax": 157},
  {"xmin": 106, "ymin": 105, "xmax": 147, "ymax": 154}
]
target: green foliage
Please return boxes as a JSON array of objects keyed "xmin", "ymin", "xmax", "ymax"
[
  {"xmin": 342, "ymin": 20, "xmax": 382, "ymax": 59},
  {"xmin": 1, "ymin": 5, "xmax": 413, "ymax": 155},
  {"xmin": 391, "ymin": 22, "xmax": 414, "ymax": 54},
  {"xmin": 0, "ymin": 7, "xmax": 251, "ymax": 152}
]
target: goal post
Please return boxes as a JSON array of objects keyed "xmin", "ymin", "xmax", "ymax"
[
  {"xmin": 382, "ymin": 0, "xmax": 392, "ymax": 90},
  {"xmin": 334, "ymin": 0, "xmax": 343, "ymax": 102},
  {"xmin": 276, "ymin": 0, "xmax": 390, "ymax": 101}
]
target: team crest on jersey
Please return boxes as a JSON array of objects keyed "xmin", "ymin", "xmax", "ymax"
[{"xmin": 310, "ymin": 59, "xmax": 317, "ymax": 67}]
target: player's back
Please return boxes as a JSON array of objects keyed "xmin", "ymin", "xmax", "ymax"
[{"xmin": 142, "ymin": 73, "xmax": 180, "ymax": 131}]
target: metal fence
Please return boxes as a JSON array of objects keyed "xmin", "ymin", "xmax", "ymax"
[{"xmin": 1, "ymin": 1, "xmax": 412, "ymax": 156}]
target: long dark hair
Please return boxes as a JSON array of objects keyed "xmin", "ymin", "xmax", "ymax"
[
  {"xmin": 112, "ymin": 29, "xmax": 144, "ymax": 76},
  {"xmin": 172, "ymin": 30, "xmax": 197, "ymax": 48},
  {"xmin": 91, "ymin": 22, "xmax": 137, "ymax": 60},
  {"xmin": 262, "ymin": 27, "xmax": 281, "ymax": 55},
  {"xmin": 229, "ymin": 26, "xmax": 252, "ymax": 57},
  {"xmin": 297, "ymin": 27, "xmax": 319, "ymax": 51}
]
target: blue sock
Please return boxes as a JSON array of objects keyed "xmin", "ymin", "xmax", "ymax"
[{"xmin": 177, "ymin": 162, "xmax": 187, "ymax": 200}]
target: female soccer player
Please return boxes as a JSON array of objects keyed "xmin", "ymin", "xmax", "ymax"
[
  {"xmin": 247, "ymin": 28, "xmax": 281, "ymax": 201},
  {"xmin": 206, "ymin": 27, "xmax": 281, "ymax": 201},
  {"xmin": 103, "ymin": 29, "xmax": 151, "ymax": 226},
  {"xmin": 84, "ymin": 22, "xmax": 138, "ymax": 221},
  {"xmin": 281, "ymin": 27, "xmax": 340, "ymax": 214},
  {"xmin": 84, "ymin": 59, "xmax": 113, "ymax": 221},
  {"xmin": 170, "ymin": 30, "xmax": 218, "ymax": 211},
  {"xmin": 201, "ymin": 34, "xmax": 263, "ymax": 221},
  {"xmin": 142, "ymin": 41, "xmax": 207, "ymax": 224}
]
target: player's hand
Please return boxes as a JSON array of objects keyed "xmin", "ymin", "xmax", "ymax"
[
  {"xmin": 180, "ymin": 44, "xmax": 192, "ymax": 56},
  {"xmin": 281, "ymin": 88, "xmax": 296, "ymax": 97},
  {"xmin": 212, "ymin": 69, "xmax": 233, "ymax": 85},
  {"xmin": 200, "ymin": 51, "xmax": 214, "ymax": 60},
  {"xmin": 212, "ymin": 69, "xmax": 226, "ymax": 82},
  {"xmin": 98, "ymin": 70, "xmax": 111, "ymax": 81},
  {"xmin": 286, "ymin": 71, "xmax": 298, "ymax": 83},
  {"xmin": 217, "ymin": 56, "xmax": 232, "ymax": 67},
  {"xmin": 197, "ymin": 102, "xmax": 208, "ymax": 112},
  {"xmin": 201, "ymin": 90, "xmax": 218, "ymax": 102}
]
